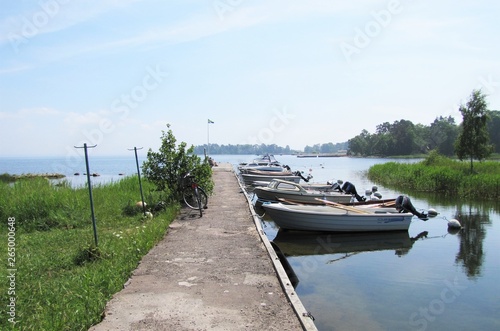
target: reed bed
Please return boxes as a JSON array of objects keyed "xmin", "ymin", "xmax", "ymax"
[
  {"xmin": 0, "ymin": 176, "xmax": 178, "ymax": 330},
  {"xmin": 367, "ymin": 155, "xmax": 500, "ymax": 200}
]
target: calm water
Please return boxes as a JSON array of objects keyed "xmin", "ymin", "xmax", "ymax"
[
  {"xmin": 0, "ymin": 155, "xmax": 148, "ymax": 187},
  {"xmin": 227, "ymin": 155, "xmax": 500, "ymax": 331},
  {"xmin": 1, "ymin": 155, "xmax": 499, "ymax": 330}
]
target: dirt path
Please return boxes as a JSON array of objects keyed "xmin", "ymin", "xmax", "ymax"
[{"xmin": 89, "ymin": 164, "xmax": 316, "ymax": 330}]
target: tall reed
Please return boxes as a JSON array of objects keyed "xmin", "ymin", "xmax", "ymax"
[{"xmin": 367, "ymin": 154, "xmax": 500, "ymax": 199}]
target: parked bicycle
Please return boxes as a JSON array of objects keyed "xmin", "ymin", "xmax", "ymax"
[{"xmin": 181, "ymin": 171, "xmax": 208, "ymax": 217}]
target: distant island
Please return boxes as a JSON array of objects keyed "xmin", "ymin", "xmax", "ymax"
[
  {"xmin": 194, "ymin": 110, "xmax": 500, "ymax": 158},
  {"xmin": 193, "ymin": 142, "xmax": 348, "ymax": 156}
]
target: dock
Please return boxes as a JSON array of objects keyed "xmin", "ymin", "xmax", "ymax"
[{"xmin": 89, "ymin": 163, "xmax": 317, "ymax": 331}]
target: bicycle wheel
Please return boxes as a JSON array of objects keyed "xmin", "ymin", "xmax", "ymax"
[
  {"xmin": 198, "ymin": 187, "xmax": 208, "ymax": 209},
  {"xmin": 195, "ymin": 187, "xmax": 203, "ymax": 217},
  {"xmin": 183, "ymin": 186, "xmax": 200, "ymax": 210}
]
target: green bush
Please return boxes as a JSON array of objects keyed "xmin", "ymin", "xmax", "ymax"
[{"xmin": 142, "ymin": 126, "xmax": 214, "ymax": 202}]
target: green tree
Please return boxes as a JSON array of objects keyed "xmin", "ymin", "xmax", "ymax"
[
  {"xmin": 390, "ymin": 119, "xmax": 416, "ymax": 155},
  {"xmin": 486, "ymin": 110, "xmax": 500, "ymax": 153},
  {"xmin": 142, "ymin": 125, "xmax": 213, "ymax": 203},
  {"xmin": 348, "ymin": 129, "xmax": 371, "ymax": 156},
  {"xmin": 454, "ymin": 90, "xmax": 493, "ymax": 173},
  {"xmin": 428, "ymin": 116, "xmax": 458, "ymax": 156}
]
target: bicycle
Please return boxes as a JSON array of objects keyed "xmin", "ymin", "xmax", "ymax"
[{"xmin": 181, "ymin": 172, "xmax": 208, "ymax": 217}]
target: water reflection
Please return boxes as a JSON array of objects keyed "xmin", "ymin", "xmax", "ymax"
[
  {"xmin": 272, "ymin": 230, "xmax": 428, "ymax": 263},
  {"xmin": 453, "ymin": 207, "xmax": 490, "ymax": 279},
  {"xmin": 240, "ymin": 155, "xmax": 500, "ymax": 330}
]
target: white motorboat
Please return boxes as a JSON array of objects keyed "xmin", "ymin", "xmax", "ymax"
[
  {"xmin": 261, "ymin": 202, "xmax": 414, "ymax": 232},
  {"xmin": 253, "ymin": 179, "xmax": 353, "ymax": 205},
  {"xmin": 241, "ymin": 173, "xmax": 301, "ymax": 185},
  {"xmin": 237, "ymin": 154, "xmax": 283, "ymax": 173}
]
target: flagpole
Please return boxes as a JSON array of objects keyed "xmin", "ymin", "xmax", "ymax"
[{"xmin": 207, "ymin": 119, "xmax": 214, "ymax": 157}]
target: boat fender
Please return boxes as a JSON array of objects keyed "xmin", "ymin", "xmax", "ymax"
[
  {"xmin": 427, "ymin": 208, "xmax": 439, "ymax": 217},
  {"xmin": 448, "ymin": 218, "xmax": 461, "ymax": 229}
]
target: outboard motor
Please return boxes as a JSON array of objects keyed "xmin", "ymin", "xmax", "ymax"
[
  {"xmin": 342, "ymin": 181, "xmax": 365, "ymax": 202},
  {"xmin": 365, "ymin": 186, "xmax": 382, "ymax": 200},
  {"xmin": 395, "ymin": 195, "xmax": 427, "ymax": 219},
  {"xmin": 329, "ymin": 179, "xmax": 343, "ymax": 192},
  {"xmin": 294, "ymin": 171, "xmax": 312, "ymax": 183}
]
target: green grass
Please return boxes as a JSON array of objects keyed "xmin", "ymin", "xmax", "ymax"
[
  {"xmin": 0, "ymin": 176, "xmax": 179, "ymax": 330},
  {"xmin": 367, "ymin": 153, "xmax": 500, "ymax": 199}
]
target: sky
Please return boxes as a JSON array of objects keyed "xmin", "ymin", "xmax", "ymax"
[{"xmin": 1, "ymin": 0, "xmax": 499, "ymax": 157}]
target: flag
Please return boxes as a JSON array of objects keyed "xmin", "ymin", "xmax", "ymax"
[{"xmin": 208, "ymin": 119, "xmax": 214, "ymax": 124}]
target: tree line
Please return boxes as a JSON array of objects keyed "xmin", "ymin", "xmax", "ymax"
[
  {"xmin": 194, "ymin": 141, "xmax": 348, "ymax": 155},
  {"xmin": 194, "ymin": 90, "xmax": 499, "ymax": 162},
  {"xmin": 350, "ymin": 89, "xmax": 497, "ymax": 173},
  {"xmin": 194, "ymin": 144, "xmax": 294, "ymax": 155}
]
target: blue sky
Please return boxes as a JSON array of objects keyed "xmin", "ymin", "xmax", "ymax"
[{"xmin": 1, "ymin": 0, "xmax": 499, "ymax": 156}]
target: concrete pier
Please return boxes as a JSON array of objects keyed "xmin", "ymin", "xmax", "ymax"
[{"xmin": 89, "ymin": 163, "xmax": 317, "ymax": 330}]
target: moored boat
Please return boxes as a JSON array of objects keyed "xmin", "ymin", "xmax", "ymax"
[
  {"xmin": 237, "ymin": 154, "xmax": 283, "ymax": 173},
  {"xmin": 241, "ymin": 173, "xmax": 302, "ymax": 185},
  {"xmin": 262, "ymin": 202, "xmax": 414, "ymax": 232},
  {"xmin": 253, "ymin": 179, "xmax": 353, "ymax": 205}
]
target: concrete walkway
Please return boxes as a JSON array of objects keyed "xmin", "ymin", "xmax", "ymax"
[{"xmin": 89, "ymin": 163, "xmax": 317, "ymax": 331}]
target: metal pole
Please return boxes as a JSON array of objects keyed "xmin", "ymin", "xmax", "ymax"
[
  {"xmin": 75, "ymin": 143, "xmax": 98, "ymax": 247},
  {"xmin": 207, "ymin": 119, "xmax": 214, "ymax": 157},
  {"xmin": 129, "ymin": 147, "xmax": 146, "ymax": 216}
]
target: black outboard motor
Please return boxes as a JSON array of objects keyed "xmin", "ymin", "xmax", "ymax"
[
  {"xmin": 294, "ymin": 171, "xmax": 312, "ymax": 182},
  {"xmin": 395, "ymin": 195, "xmax": 427, "ymax": 219},
  {"xmin": 330, "ymin": 182, "xmax": 343, "ymax": 193},
  {"xmin": 341, "ymin": 181, "xmax": 365, "ymax": 202}
]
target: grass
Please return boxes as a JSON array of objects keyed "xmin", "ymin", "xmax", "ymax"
[
  {"xmin": 0, "ymin": 176, "xmax": 179, "ymax": 330},
  {"xmin": 367, "ymin": 153, "xmax": 500, "ymax": 199}
]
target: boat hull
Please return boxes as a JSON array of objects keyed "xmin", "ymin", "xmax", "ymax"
[
  {"xmin": 241, "ymin": 173, "xmax": 301, "ymax": 185},
  {"xmin": 254, "ymin": 187, "xmax": 352, "ymax": 204},
  {"xmin": 262, "ymin": 203, "xmax": 413, "ymax": 232}
]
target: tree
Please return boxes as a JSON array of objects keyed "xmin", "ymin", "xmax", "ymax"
[
  {"xmin": 348, "ymin": 129, "xmax": 371, "ymax": 155},
  {"xmin": 142, "ymin": 125, "xmax": 213, "ymax": 203},
  {"xmin": 486, "ymin": 110, "xmax": 500, "ymax": 153},
  {"xmin": 454, "ymin": 90, "xmax": 493, "ymax": 173},
  {"xmin": 390, "ymin": 119, "xmax": 416, "ymax": 155},
  {"xmin": 428, "ymin": 116, "xmax": 458, "ymax": 156}
]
